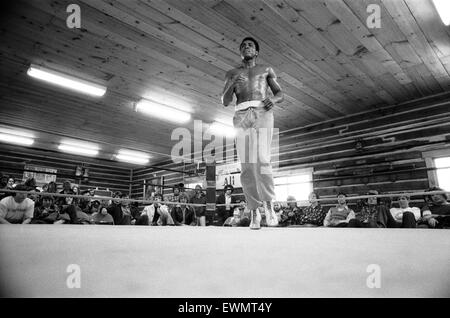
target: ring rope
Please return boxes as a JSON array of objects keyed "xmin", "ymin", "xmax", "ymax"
[{"xmin": 2, "ymin": 189, "xmax": 449, "ymax": 208}]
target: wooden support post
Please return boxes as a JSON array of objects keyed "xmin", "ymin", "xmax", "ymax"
[{"xmin": 205, "ymin": 161, "xmax": 216, "ymax": 226}]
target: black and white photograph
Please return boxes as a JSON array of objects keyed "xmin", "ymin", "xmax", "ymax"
[{"xmin": 0, "ymin": 0, "xmax": 449, "ymax": 302}]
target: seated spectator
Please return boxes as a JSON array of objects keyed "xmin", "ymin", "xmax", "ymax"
[
  {"xmin": 24, "ymin": 177, "xmax": 37, "ymax": 191},
  {"xmin": 72, "ymin": 185, "xmax": 80, "ymax": 195},
  {"xmin": 91, "ymin": 206, "xmax": 114, "ymax": 225},
  {"xmin": 46, "ymin": 181, "xmax": 57, "ymax": 194},
  {"xmin": 138, "ymin": 193, "xmax": 174, "ymax": 226},
  {"xmin": 27, "ymin": 188, "xmax": 41, "ymax": 207},
  {"xmin": 120, "ymin": 194, "xmax": 133, "ymax": 222},
  {"xmin": 298, "ymin": 192, "xmax": 326, "ymax": 227},
  {"xmin": 31, "ymin": 195, "xmax": 59, "ymax": 224},
  {"xmin": 323, "ymin": 193, "xmax": 355, "ymax": 227},
  {"xmin": 7, "ymin": 177, "xmax": 15, "ymax": 189},
  {"xmin": 351, "ymin": 190, "xmax": 387, "ymax": 228},
  {"xmin": 223, "ymin": 200, "xmax": 250, "ymax": 227},
  {"xmin": 129, "ymin": 201, "xmax": 141, "ymax": 224},
  {"xmin": 421, "ymin": 187, "xmax": 450, "ymax": 228},
  {"xmin": 279, "ymin": 195, "xmax": 301, "ymax": 227},
  {"xmin": 56, "ymin": 180, "xmax": 75, "ymax": 206},
  {"xmin": 216, "ymin": 185, "xmax": 237, "ymax": 226},
  {"xmin": 78, "ymin": 190, "xmax": 93, "ymax": 213},
  {"xmin": 190, "ymin": 185, "xmax": 207, "ymax": 226},
  {"xmin": 377, "ymin": 194, "xmax": 419, "ymax": 228},
  {"xmin": 165, "ymin": 184, "xmax": 181, "ymax": 208},
  {"xmin": 273, "ymin": 202, "xmax": 284, "ymax": 224},
  {"xmin": 107, "ymin": 191, "xmax": 131, "ymax": 225},
  {"xmin": 171, "ymin": 193, "xmax": 196, "ymax": 226},
  {"xmin": 86, "ymin": 199, "xmax": 100, "ymax": 215},
  {"xmin": 54, "ymin": 195, "xmax": 80, "ymax": 224},
  {"xmin": 0, "ymin": 184, "xmax": 34, "ymax": 224}
]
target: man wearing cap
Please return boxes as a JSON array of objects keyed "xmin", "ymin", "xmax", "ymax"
[
  {"xmin": 221, "ymin": 37, "xmax": 283, "ymax": 229},
  {"xmin": 216, "ymin": 185, "xmax": 238, "ymax": 226}
]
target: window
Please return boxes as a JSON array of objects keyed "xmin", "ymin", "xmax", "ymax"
[
  {"xmin": 274, "ymin": 169, "xmax": 313, "ymax": 202},
  {"xmin": 434, "ymin": 157, "xmax": 450, "ymax": 191}
]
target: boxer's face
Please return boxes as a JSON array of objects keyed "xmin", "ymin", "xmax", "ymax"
[{"xmin": 240, "ymin": 40, "xmax": 257, "ymax": 59}]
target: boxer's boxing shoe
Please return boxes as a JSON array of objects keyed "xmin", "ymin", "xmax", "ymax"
[{"xmin": 249, "ymin": 209, "xmax": 261, "ymax": 230}]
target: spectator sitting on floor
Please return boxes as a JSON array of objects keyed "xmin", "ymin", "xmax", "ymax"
[
  {"xmin": 46, "ymin": 181, "xmax": 57, "ymax": 194},
  {"xmin": 273, "ymin": 202, "xmax": 283, "ymax": 224},
  {"xmin": 223, "ymin": 200, "xmax": 250, "ymax": 227},
  {"xmin": 279, "ymin": 195, "xmax": 301, "ymax": 226},
  {"xmin": 138, "ymin": 193, "xmax": 174, "ymax": 226},
  {"xmin": 166, "ymin": 184, "xmax": 182, "ymax": 208},
  {"xmin": 377, "ymin": 194, "xmax": 419, "ymax": 228},
  {"xmin": 298, "ymin": 192, "xmax": 326, "ymax": 227},
  {"xmin": 54, "ymin": 195, "xmax": 79, "ymax": 224},
  {"xmin": 190, "ymin": 185, "xmax": 207, "ymax": 226},
  {"xmin": 107, "ymin": 191, "xmax": 131, "ymax": 225},
  {"xmin": 120, "ymin": 193, "xmax": 133, "ymax": 222},
  {"xmin": 351, "ymin": 190, "xmax": 387, "ymax": 228},
  {"xmin": 78, "ymin": 190, "xmax": 93, "ymax": 213},
  {"xmin": 56, "ymin": 180, "xmax": 74, "ymax": 206},
  {"xmin": 216, "ymin": 184, "xmax": 237, "ymax": 226},
  {"xmin": 0, "ymin": 183, "xmax": 34, "ymax": 224},
  {"xmin": 31, "ymin": 195, "xmax": 59, "ymax": 224},
  {"xmin": 323, "ymin": 192, "xmax": 355, "ymax": 227},
  {"xmin": 7, "ymin": 177, "xmax": 16, "ymax": 189},
  {"xmin": 171, "ymin": 193, "xmax": 197, "ymax": 226},
  {"xmin": 86, "ymin": 199, "xmax": 101, "ymax": 215},
  {"xmin": 91, "ymin": 206, "xmax": 114, "ymax": 225},
  {"xmin": 421, "ymin": 187, "xmax": 450, "ymax": 229}
]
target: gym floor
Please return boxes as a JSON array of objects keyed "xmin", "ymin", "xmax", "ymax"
[{"xmin": 0, "ymin": 225, "xmax": 449, "ymax": 297}]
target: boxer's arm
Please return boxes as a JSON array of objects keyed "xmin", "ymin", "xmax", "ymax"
[
  {"xmin": 221, "ymin": 71, "xmax": 236, "ymax": 106},
  {"xmin": 263, "ymin": 67, "xmax": 283, "ymax": 110}
]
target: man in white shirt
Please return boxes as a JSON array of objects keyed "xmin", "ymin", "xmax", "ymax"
[
  {"xmin": 140, "ymin": 193, "xmax": 174, "ymax": 226},
  {"xmin": 0, "ymin": 184, "xmax": 34, "ymax": 224},
  {"xmin": 376, "ymin": 194, "xmax": 418, "ymax": 228}
]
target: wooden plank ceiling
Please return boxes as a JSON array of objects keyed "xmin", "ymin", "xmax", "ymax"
[{"xmin": 1, "ymin": 0, "xmax": 450, "ymax": 165}]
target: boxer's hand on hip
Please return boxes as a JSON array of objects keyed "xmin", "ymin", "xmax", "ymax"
[{"xmin": 263, "ymin": 98, "xmax": 274, "ymax": 110}]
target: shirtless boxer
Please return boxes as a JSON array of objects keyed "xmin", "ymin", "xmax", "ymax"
[{"xmin": 221, "ymin": 37, "xmax": 284, "ymax": 229}]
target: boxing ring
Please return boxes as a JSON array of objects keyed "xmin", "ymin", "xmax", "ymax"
[{"xmin": 1, "ymin": 224, "xmax": 449, "ymax": 297}]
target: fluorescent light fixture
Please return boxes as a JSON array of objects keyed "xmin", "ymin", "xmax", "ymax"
[
  {"xmin": 209, "ymin": 121, "xmax": 236, "ymax": 138},
  {"xmin": 58, "ymin": 139, "xmax": 99, "ymax": 157},
  {"xmin": 27, "ymin": 64, "xmax": 106, "ymax": 97},
  {"xmin": 0, "ymin": 133, "xmax": 34, "ymax": 146},
  {"xmin": 135, "ymin": 99, "xmax": 191, "ymax": 124},
  {"xmin": 116, "ymin": 149, "xmax": 150, "ymax": 165},
  {"xmin": 432, "ymin": 0, "xmax": 450, "ymax": 25}
]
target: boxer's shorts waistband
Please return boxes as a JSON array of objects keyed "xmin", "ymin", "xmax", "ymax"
[{"xmin": 235, "ymin": 100, "xmax": 264, "ymax": 112}]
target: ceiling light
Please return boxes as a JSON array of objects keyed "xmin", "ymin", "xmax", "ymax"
[
  {"xmin": 58, "ymin": 139, "xmax": 99, "ymax": 157},
  {"xmin": 27, "ymin": 64, "xmax": 107, "ymax": 97},
  {"xmin": 0, "ymin": 133, "xmax": 34, "ymax": 146},
  {"xmin": 116, "ymin": 149, "xmax": 150, "ymax": 165},
  {"xmin": 135, "ymin": 99, "xmax": 191, "ymax": 124},
  {"xmin": 432, "ymin": 0, "xmax": 450, "ymax": 25}
]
